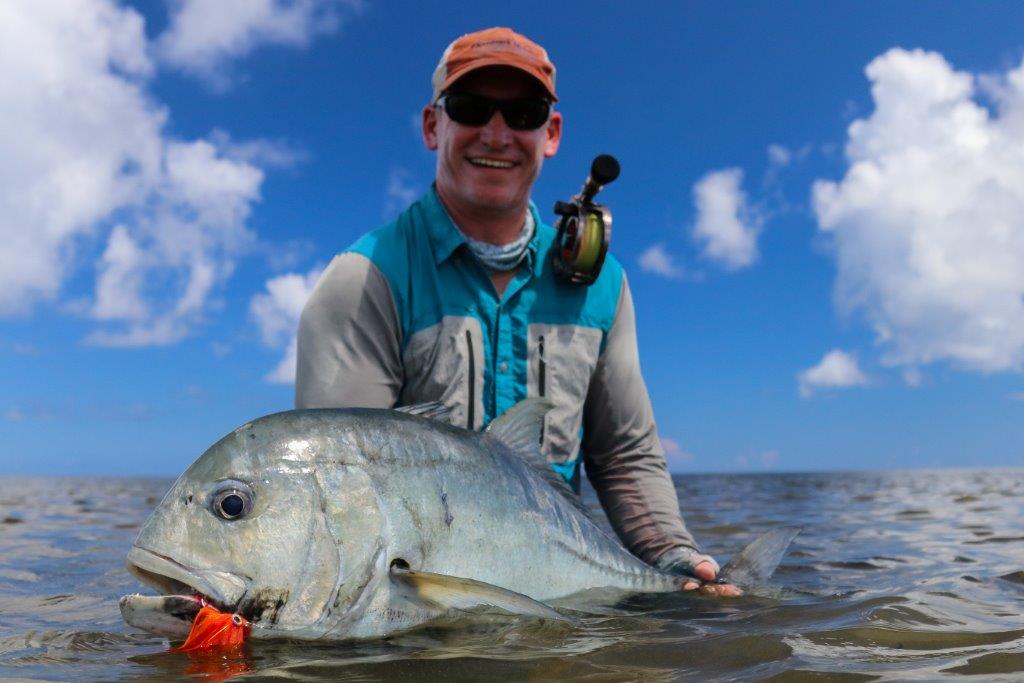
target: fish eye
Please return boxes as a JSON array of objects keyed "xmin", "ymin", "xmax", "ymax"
[{"xmin": 209, "ymin": 481, "xmax": 254, "ymax": 521}]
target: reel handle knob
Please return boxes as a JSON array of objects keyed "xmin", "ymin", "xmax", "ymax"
[
  {"xmin": 581, "ymin": 154, "xmax": 620, "ymax": 204},
  {"xmin": 590, "ymin": 154, "xmax": 620, "ymax": 186}
]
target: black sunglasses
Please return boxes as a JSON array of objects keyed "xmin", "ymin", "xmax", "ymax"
[{"xmin": 436, "ymin": 92, "xmax": 552, "ymax": 131}]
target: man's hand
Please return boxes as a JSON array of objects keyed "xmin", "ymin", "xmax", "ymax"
[
  {"xmin": 680, "ymin": 559, "xmax": 742, "ymax": 597},
  {"xmin": 655, "ymin": 547, "xmax": 743, "ymax": 597}
]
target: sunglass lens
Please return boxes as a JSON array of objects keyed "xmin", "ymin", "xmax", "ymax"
[
  {"xmin": 501, "ymin": 99, "xmax": 550, "ymax": 130},
  {"xmin": 443, "ymin": 94, "xmax": 494, "ymax": 126}
]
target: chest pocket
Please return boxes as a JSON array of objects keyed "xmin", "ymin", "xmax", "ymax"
[
  {"xmin": 400, "ymin": 316, "xmax": 485, "ymax": 431},
  {"xmin": 527, "ymin": 323, "xmax": 603, "ymax": 464}
]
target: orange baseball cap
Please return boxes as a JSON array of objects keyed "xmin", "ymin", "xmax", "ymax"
[{"xmin": 431, "ymin": 27, "xmax": 557, "ymax": 102}]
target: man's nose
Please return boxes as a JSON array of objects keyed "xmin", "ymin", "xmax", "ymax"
[{"xmin": 478, "ymin": 109, "xmax": 513, "ymax": 147}]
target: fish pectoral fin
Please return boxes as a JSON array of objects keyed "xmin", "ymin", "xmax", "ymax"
[{"xmin": 389, "ymin": 566, "xmax": 573, "ymax": 623}]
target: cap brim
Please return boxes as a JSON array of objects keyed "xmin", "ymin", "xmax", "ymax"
[{"xmin": 440, "ymin": 57, "xmax": 558, "ymax": 101}]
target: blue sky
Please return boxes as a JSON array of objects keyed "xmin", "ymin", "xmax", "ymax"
[{"xmin": 3, "ymin": 1, "xmax": 1023, "ymax": 475}]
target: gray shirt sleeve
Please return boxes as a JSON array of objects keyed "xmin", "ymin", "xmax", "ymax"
[
  {"xmin": 581, "ymin": 274, "xmax": 701, "ymax": 566},
  {"xmin": 295, "ymin": 253, "xmax": 403, "ymax": 409}
]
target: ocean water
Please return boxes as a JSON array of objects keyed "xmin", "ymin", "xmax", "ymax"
[{"xmin": 0, "ymin": 470, "xmax": 1022, "ymax": 681}]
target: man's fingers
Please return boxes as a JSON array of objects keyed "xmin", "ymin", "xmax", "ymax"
[
  {"xmin": 697, "ymin": 583, "xmax": 743, "ymax": 597},
  {"xmin": 692, "ymin": 560, "xmax": 717, "ymax": 582},
  {"xmin": 678, "ymin": 560, "xmax": 742, "ymax": 596}
]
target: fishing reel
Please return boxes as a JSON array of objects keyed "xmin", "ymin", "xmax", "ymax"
[{"xmin": 552, "ymin": 154, "xmax": 620, "ymax": 286}]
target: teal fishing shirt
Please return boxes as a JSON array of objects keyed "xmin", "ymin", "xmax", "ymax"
[{"xmin": 296, "ymin": 186, "xmax": 701, "ymax": 563}]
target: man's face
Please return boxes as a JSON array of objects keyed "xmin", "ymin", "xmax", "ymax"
[{"xmin": 423, "ymin": 66, "xmax": 562, "ymax": 222}]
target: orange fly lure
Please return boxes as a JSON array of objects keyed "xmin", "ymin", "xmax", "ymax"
[{"xmin": 174, "ymin": 604, "xmax": 250, "ymax": 652}]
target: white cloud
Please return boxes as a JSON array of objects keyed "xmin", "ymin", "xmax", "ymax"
[
  {"xmin": 157, "ymin": 0, "xmax": 357, "ymax": 87},
  {"xmin": 0, "ymin": 1, "xmax": 312, "ymax": 347},
  {"xmin": 92, "ymin": 225, "xmax": 148, "ymax": 322},
  {"xmin": 211, "ymin": 342, "xmax": 232, "ymax": 358},
  {"xmin": 250, "ymin": 267, "xmax": 323, "ymax": 383},
  {"xmin": 903, "ymin": 367, "xmax": 923, "ymax": 387},
  {"xmin": 208, "ymin": 129, "xmax": 307, "ymax": 169},
  {"xmin": 813, "ymin": 48, "xmax": 1024, "ymax": 373},
  {"xmin": 798, "ymin": 349, "xmax": 868, "ymax": 398},
  {"xmin": 0, "ymin": 339, "xmax": 40, "ymax": 356},
  {"xmin": 735, "ymin": 449, "xmax": 781, "ymax": 470},
  {"xmin": 638, "ymin": 244, "xmax": 684, "ymax": 279},
  {"xmin": 85, "ymin": 137, "xmax": 262, "ymax": 347},
  {"xmin": 692, "ymin": 168, "xmax": 761, "ymax": 269},
  {"xmin": 660, "ymin": 437, "xmax": 694, "ymax": 470},
  {"xmin": 0, "ymin": 1, "xmax": 160, "ymax": 316},
  {"xmin": 385, "ymin": 167, "xmax": 422, "ymax": 218},
  {"xmin": 768, "ymin": 144, "xmax": 792, "ymax": 167}
]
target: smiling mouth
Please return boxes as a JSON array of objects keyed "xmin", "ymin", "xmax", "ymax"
[{"xmin": 467, "ymin": 157, "xmax": 517, "ymax": 169}]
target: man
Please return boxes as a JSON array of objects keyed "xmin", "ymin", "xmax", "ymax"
[{"xmin": 296, "ymin": 27, "xmax": 737, "ymax": 596}]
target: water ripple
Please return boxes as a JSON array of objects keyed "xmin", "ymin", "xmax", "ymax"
[{"xmin": 0, "ymin": 471, "xmax": 1022, "ymax": 680}]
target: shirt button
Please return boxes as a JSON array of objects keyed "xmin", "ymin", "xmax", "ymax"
[{"xmin": 500, "ymin": 362, "xmax": 508, "ymax": 373}]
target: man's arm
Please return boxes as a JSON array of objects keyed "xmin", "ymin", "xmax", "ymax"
[
  {"xmin": 295, "ymin": 253, "xmax": 403, "ymax": 409},
  {"xmin": 581, "ymin": 275, "xmax": 718, "ymax": 576}
]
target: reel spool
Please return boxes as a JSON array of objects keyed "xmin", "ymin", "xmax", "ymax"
[{"xmin": 552, "ymin": 154, "xmax": 620, "ymax": 286}]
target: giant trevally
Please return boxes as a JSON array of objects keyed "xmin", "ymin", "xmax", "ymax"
[{"xmin": 120, "ymin": 399, "xmax": 796, "ymax": 641}]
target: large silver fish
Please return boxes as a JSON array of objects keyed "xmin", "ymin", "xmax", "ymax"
[{"xmin": 120, "ymin": 399, "xmax": 795, "ymax": 641}]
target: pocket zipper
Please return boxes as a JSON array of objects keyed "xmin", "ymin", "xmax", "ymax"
[
  {"xmin": 538, "ymin": 335, "xmax": 546, "ymax": 397},
  {"xmin": 538, "ymin": 334, "xmax": 547, "ymax": 447},
  {"xmin": 465, "ymin": 329, "xmax": 475, "ymax": 430}
]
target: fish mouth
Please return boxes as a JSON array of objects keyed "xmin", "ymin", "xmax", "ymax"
[{"xmin": 121, "ymin": 547, "xmax": 250, "ymax": 637}]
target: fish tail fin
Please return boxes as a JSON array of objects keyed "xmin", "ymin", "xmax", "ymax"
[{"xmin": 719, "ymin": 527, "xmax": 801, "ymax": 586}]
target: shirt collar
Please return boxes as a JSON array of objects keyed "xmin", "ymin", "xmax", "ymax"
[{"xmin": 424, "ymin": 185, "xmax": 542, "ymax": 267}]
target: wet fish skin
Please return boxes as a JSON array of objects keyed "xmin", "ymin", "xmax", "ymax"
[{"xmin": 122, "ymin": 400, "xmax": 682, "ymax": 640}]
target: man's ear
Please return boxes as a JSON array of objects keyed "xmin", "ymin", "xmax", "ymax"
[
  {"xmin": 422, "ymin": 105, "xmax": 439, "ymax": 151},
  {"xmin": 544, "ymin": 111, "xmax": 563, "ymax": 158}
]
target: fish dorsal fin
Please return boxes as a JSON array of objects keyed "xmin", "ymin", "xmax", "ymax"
[
  {"xmin": 485, "ymin": 397, "xmax": 554, "ymax": 457},
  {"xmin": 485, "ymin": 398, "xmax": 591, "ymax": 515},
  {"xmin": 389, "ymin": 565, "xmax": 573, "ymax": 623},
  {"xmin": 395, "ymin": 401, "xmax": 451, "ymax": 421},
  {"xmin": 719, "ymin": 527, "xmax": 801, "ymax": 585}
]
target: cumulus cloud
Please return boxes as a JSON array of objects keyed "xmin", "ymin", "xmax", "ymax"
[
  {"xmin": 250, "ymin": 267, "xmax": 323, "ymax": 383},
  {"xmin": 813, "ymin": 48, "xmax": 1024, "ymax": 373},
  {"xmin": 798, "ymin": 349, "xmax": 868, "ymax": 398},
  {"xmin": 157, "ymin": 0, "xmax": 357, "ymax": 87},
  {"xmin": 4, "ymin": 400, "xmax": 150, "ymax": 421},
  {"xmin": 86, "ymin": 139, "xmax": 262, "ymax": 346},
  {"xmin": 768, "ymin": 144, "xmax": 792, "ymax": 167},
  {"xmin": 207, "ymin": 129, "xmax": 307, "ymax": 169},
  {"xmin": 902, "ymin": 367, "xmax": 923, "ymax": 388},
  {"xmin": 0, "ymin": 1, "xmax": 309, "ymax": 346},
  {"xmin": 692, "ymin": 168, "xmax": 762, "ymax": 269},
  {"xmin": 660, "ymin": 437, "xmax": 694, "ymax": 470},
  {"xmin": 0, "ymin": 1, "xmax": 160, "ymax": 315},
  {"xmin": 638, "ymin": 244, "xmax": 684, "ymax": 279},
  {"xmin": 385, "ymin": 167, "xmax": 422, "ymax": 218},
  {"xmin": 734, "ymin": 449, "xmax": 780, "ymax": 469}
]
